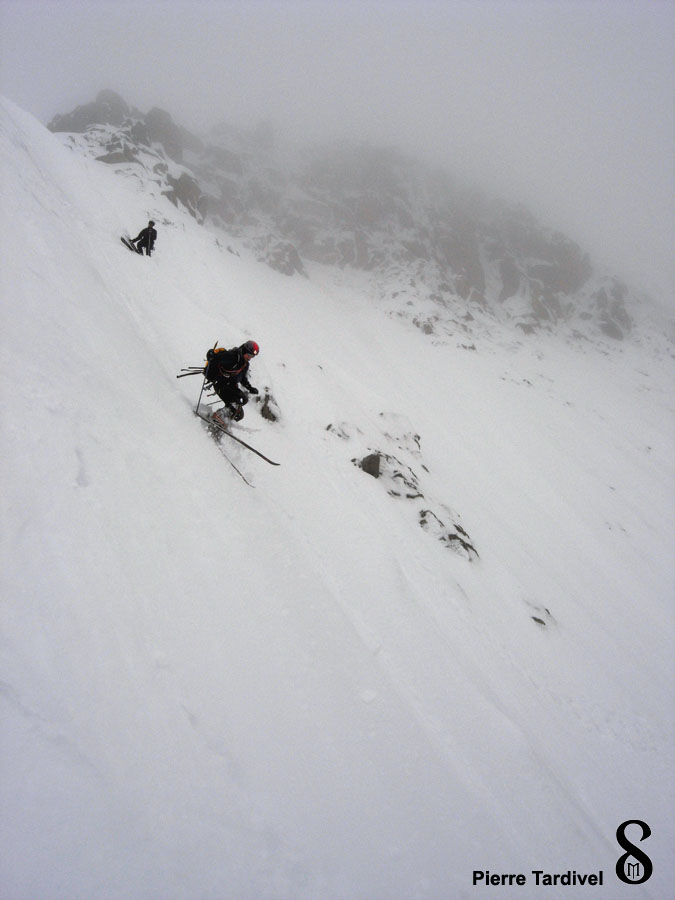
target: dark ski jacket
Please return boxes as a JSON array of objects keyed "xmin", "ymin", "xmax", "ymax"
[
  {"xmin": 205, "ymin": 347, "xmax": 255, "ymax": 391},
  {"xmin": 132, "ymin": 225, "xmax": 157, "ymax": 251}
]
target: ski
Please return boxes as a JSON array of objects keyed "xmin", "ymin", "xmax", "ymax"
[
  {"xmin": 219, "ymin": 448, "xmax": 255, "ymax": 487},
  {"xmin": 196, "ymin": 411, "xmax": 280, "ymax": 466},
  {"xmin": 121, "ymin": 235, "xmax": 141, "ymax": 253},
  {"xmin": 195, "ymin": 410, "xmax": 255, "ymax": 485}
]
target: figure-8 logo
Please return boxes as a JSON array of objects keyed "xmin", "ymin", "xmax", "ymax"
[{"xmin": 616, "ymin": 820, "xmax": 653, "ymax": 884}]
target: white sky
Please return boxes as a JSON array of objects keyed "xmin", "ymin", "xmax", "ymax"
[{"xmin": 1, "ymin": 0, "xmax": 673, "ymax": 300}]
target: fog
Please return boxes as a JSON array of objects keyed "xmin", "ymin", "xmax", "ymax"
[{"xmin": 1, "ymin": 0, "xmax": 672, "ymax": 301}]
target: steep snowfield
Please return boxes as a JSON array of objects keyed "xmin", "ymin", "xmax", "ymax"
[{"xmin": 1, "ymin": 97, "xmax": 673, "ymax": 899}]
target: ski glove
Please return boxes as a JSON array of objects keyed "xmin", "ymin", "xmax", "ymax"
[{"xmin": 241, "ymin": 376, "xmax": 258, "ymax": 394}]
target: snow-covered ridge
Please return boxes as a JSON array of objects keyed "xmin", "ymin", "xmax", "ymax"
[
  {"xmin": 2, "ymin": 96, "xmax": 673, "ymax": 899},
  {"xmin": 48, "ymin": 90, "xmax": 668, "ymax": 347}
]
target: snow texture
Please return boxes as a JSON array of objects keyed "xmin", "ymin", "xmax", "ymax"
[{"xmin": 1, "ymin": 97, "xmax": 673, "ymax": 899}]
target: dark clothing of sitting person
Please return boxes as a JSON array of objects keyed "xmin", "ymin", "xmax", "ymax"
[{"xmin": 131, "ymin": 220, "xmax": 157, "ymax": 256}]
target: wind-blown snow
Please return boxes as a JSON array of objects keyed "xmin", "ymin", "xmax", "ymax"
[{"xmin": 1, "ymin": 97, "xmax": 673, "ymax": 899}]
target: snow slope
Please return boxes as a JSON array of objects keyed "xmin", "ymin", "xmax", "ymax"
[{"xmin": 1, "ymin": 97, "xmax": 673, "ymax": 899}]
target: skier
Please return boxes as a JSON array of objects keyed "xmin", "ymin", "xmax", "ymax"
[
  {"xmin": 204, "ymin": 340, "xmax": 260, "ymax": 422},
  {"xmin": 130, "ymin": 220, "xmax": 157, "ymax": 256}
]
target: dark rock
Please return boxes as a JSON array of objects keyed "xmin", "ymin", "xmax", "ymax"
[
  {"xmin": 48, "ymin": 89, "xmax": 130, "ymax": 133},
  {"xmin": 498, "ymin": 258, "xmax": 521, "ymax": 302},
  {"xmin": 145, "ymin": 107, "xmax": 184, "ymax": 162},
  {"xmin": 259, "ymin": 239, "xmax": 305, "ymax": 276},
  {"xmin": 96, "ymin": 147, "xmax": 139, "ymax": 165},
  {"xmin": 419, "ymin": 510, "xmax": 478, "ymax": 558},
  {"xmin": 359, "ymin": 453, "xmax": 382, "ymax": 478},
  {"xmin": 129, "ymin": 120, "xmax": 150, "ymax": 145},
  {"xmin": 164, "ymin": 172, "xmax": 207, "ymax": 221},
  {"xmin": 600, "ymin": 317, "xmax": 624, "ymax": 340},
  {"xmin": 258, "ymin": 390, "xmax": 280, "ymax": 422}
]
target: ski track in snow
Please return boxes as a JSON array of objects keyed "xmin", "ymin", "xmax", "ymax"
[{"xmin": 1, "ymin": 97, "xmax": 673, "ymax": 900}]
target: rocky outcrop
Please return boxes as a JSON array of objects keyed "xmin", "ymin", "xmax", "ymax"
[
  {"xmin": 49, "ymin": 90, "xmax": 131, "ymax": 133},
  {"xmin": 325, "ymin": 413, "xmax": 478, "ymax": 559},
  {"xmin": 347, "ymin": 415, "xmax": 478, "ymax": 560},
  {"xmin": 592, "ymin": 278, "xmax": 633, "ymax": 340},
  {"xmin": 49, "ymin": 92, "xmax": 203, "ymax": 166},
  {"xmin": 145, "ymin": 107, "xmax": 204, "ymax": 162},
  {"xmin": 164, "ymin": 172, "xmax": 207, "ymax": 222},
  {"xmin": 256, "ymin": 237, "xmax": 305, "ymax": 277}
]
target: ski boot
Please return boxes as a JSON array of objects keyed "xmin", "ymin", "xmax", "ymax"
[{"xmin": 212, "ymin": 405, "xmax": 244, "ymax": 427}]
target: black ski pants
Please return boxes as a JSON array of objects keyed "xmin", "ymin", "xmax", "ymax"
[{"xmin": 214, "ymin": 381, "xmax": 247, "ymax": 410}]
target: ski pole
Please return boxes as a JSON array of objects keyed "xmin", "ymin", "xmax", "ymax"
[
  {"xmin": 195, "ymin": 376, "xmax": 206, "ymax": 414},
  {"xmin": 194, "ymin": 341, "xmax": 218, "ymax": 413}
]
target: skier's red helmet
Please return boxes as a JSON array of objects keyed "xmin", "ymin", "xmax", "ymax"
[{"xmin": 242, "ymin": 340, "xmax": 259, "ymax": 357}]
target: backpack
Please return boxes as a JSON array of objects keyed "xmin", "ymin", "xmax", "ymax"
[
  {"xmin": 204, "ymin": 347, "xmax": 225, "ymax": 382},
  {"xmin": 204, "ymin": 346, "xmax": 243, "ymax": 382}
]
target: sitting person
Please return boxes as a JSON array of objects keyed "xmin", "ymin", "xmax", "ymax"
[{"xmin": 131, "ymin": 220, "xmax": 157, "ymax": 256}]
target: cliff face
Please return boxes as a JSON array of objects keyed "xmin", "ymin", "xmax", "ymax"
[{"xmin": 50, "ymin": 91, "xmax": 637, "ymax": 342}]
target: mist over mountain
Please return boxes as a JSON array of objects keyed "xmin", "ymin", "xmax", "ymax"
[{"xmin": 48, "ymin": 90, "xmax": 668, "ymax": 349}]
